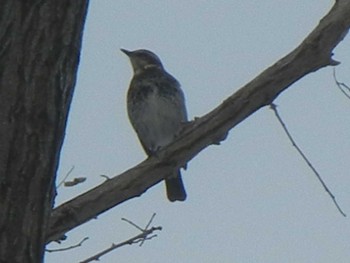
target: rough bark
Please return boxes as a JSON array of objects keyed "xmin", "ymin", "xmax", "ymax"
[
  {"xmin": 0, "ymin": 1, "xmax": 89, "ymax": 262},
  {"xmin": 47, "ymin": 1, "xmax": 350, "ymax": 243}
]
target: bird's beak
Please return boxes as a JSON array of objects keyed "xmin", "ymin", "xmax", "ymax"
[{"xmin": 120, "ymin": 48, "xmax": 131, "ymax": 56}]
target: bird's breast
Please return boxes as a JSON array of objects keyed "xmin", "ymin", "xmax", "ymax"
[{"xmin": 128, "ymin": 87, "xmax": 184, "ymax": 152}]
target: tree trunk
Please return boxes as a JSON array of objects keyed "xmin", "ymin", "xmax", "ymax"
[{"xmin": 0, "ymin": 1, "xmax": 89, "ymax": 262}]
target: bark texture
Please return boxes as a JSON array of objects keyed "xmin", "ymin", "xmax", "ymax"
[
  {"xmin": 0, "ymin": 1, "xmax": 89, "ymax": 262},
  {"xmin": 47, "ymin": 1, "xmax": 350, "ymax": 243}
]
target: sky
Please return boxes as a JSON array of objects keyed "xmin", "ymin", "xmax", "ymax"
[{"xmin": 46, "ymin": 1, "xmax": 350, "ymax": 262}]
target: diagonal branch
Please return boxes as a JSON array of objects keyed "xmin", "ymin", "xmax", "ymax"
[
  {"xmin": 79, "ymin": 226, "xmax": 161, "ymax": 263},
  {"xmin": 270, "ymin": 103, "xmax": 346, "ymax": 216},
  {"xmin": 47, "ymin": 0, "xmax": 350, "ymax": 243},
  {"xmin": 80, "ymin": 214, "xmax": 160, "ymax": 263}
]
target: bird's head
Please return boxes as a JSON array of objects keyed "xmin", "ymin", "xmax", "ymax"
[{"xmin": 121, "ymin": 49, "xmax": 164, "ymax": 74}]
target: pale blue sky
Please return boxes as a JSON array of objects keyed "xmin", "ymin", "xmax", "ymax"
[{"xmin": 47, "ymin": 1, "xmax": 350, "ymax": 262}]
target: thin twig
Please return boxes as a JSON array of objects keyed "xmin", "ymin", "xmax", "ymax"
[
  {"xmin": 46, "ymin": 237, "xmax": 89, "ymax": 253},
  {"xmin": 79, "ymin": 226, "xmax": 161, "ymax": 263},
  {"xmin": 57, "ymin": 166, "xmax": 75, "ymax": 188},
  {"xmin": 100, "ymin": 174, "xmax": 111, "ymax": 180},
  {"xmin": 270, "ymin": 103, "xmax": 346, "ymax": 217},
  {"xmin": 122, "ymin": 213, "xmax": 157, "ymax": 246},
  {"xmin": 64, "ymin": 177, "xmax": 86, "ymax": 187},
  {"xmin": 144, "ymin": 213, "xmax": 156, "ymax": 230},
  {"xmin": 121, "ymin": 218, "xmax": 144, "ymax": 232},
  {"xmin": 333, "ymin": 68, "xmax": 350, "ymax": 99},
  {"xmin": 140, "ymin": 213, "xmax": 157, "ymax": 246},
  {"xmin": 80, "ymin": 214, "xmax": 161, "ymax": 263}
]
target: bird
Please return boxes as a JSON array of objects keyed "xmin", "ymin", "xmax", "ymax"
[{"xmin": 121, "ymin": 48, "xmax": 187, "ymax": 202}]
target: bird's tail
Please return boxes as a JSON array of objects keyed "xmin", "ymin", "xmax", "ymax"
[{"xmin": 165, "ymin": 170, "xmax": 186, "ymax": 202}]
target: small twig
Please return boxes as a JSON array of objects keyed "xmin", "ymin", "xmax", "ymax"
[
  {"xmin": 80, "ymin": 227, "xmax": 162, "ymax": 263},
  {"xmin": 100, "ymin": 174, "xmax": 111, "ymax": 180},
  {"xmin": 144, "ymin": 213, "xmax": 156, "ymax": 233},
  {"xmin": 57, "ymin": 166, "xmax": 75, "ymax": 188},
  {"xmin": 80, "ymin": 214, "xmax": 161, "ymax": 263},
  {"xmin": 64, "ymin": 177, "xmax": 86, "ymax": 187},
  {"xmin": 333, "ymin": 68, "xmax": 350, "ymax": 100},
  {"xmin": 140, "ymin": 213, "xmax": 156, "ymax": 246},
  {"xmin": 121, "ymin": 217, "xmax": 144, "ymax": 232},
  {"xmin": 122, "ymin": 213, "xmax": 157, "ymax": 246},
  {"xmin": 56, "ymin": 166, "xmax": 87, "ymax": 187},
  {"xmin": 46, "ymin": 237, "xmax": 89, "ymax": 253},
  {"xmin": 270, "ymin": 103, "xmax": 346, "ymax": 217}
]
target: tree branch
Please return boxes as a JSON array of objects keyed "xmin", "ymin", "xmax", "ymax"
[
  {"xmin": 47, "ymin": 0, "xmax": 350, "ymax": 243},
  {"xmin": 46, "ymin": 237, "xmax": 89, "ymax": 253},
  {"xmin": 270, "ymin": 103, "xmax": 346, "ymax": 216},
  {"xmin": 80, "ymin": 214, "xmax": 161, "ymax": 263}
]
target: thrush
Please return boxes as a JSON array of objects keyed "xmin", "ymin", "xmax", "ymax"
[{"xmin": 121, "ymin": 48, "xmax": 187, "ymax": 202}]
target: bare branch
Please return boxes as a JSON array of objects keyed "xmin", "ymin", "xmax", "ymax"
[
  {"xmin": 333, "ymin": 68, "xmax": 350, "ymax": 99},
  {"xmin": 121, "ymin": 218, "xmax": 144, "ymax": 232},
  {"xmin": 47, "ymin": 1, "xmax": 350, "ymax": 243},
  {"xmin": 46, "ymin": 237, "xmax": 89, "ymax": 253},
  {"xmin": 100, "ymin": 174, "xmax": 111, "ymax": 180},
  {"xmin": 57, "ymin": 166, "xmax": 87, "ymax": 188},
  {"xmin": 270, "ymin": 103, "xmax": 346, "ymax": 216},
  {"xmin": 64, "ymin": 177, "xmax": 87, "ymax": 187},
  {"xmin": 57, "ymin": 166, "xmax": 75, "ymax": 188},
  {"xmin": 144, "ymin": 213, "xmax": 156, "ymax": 231},
  {"xmin": 80, "ymin": 214, "xmax": 161, "ymax": 263},
  {"xmin": 122, "ymin": 213, "xmax": 157, "ymax": 246}
]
